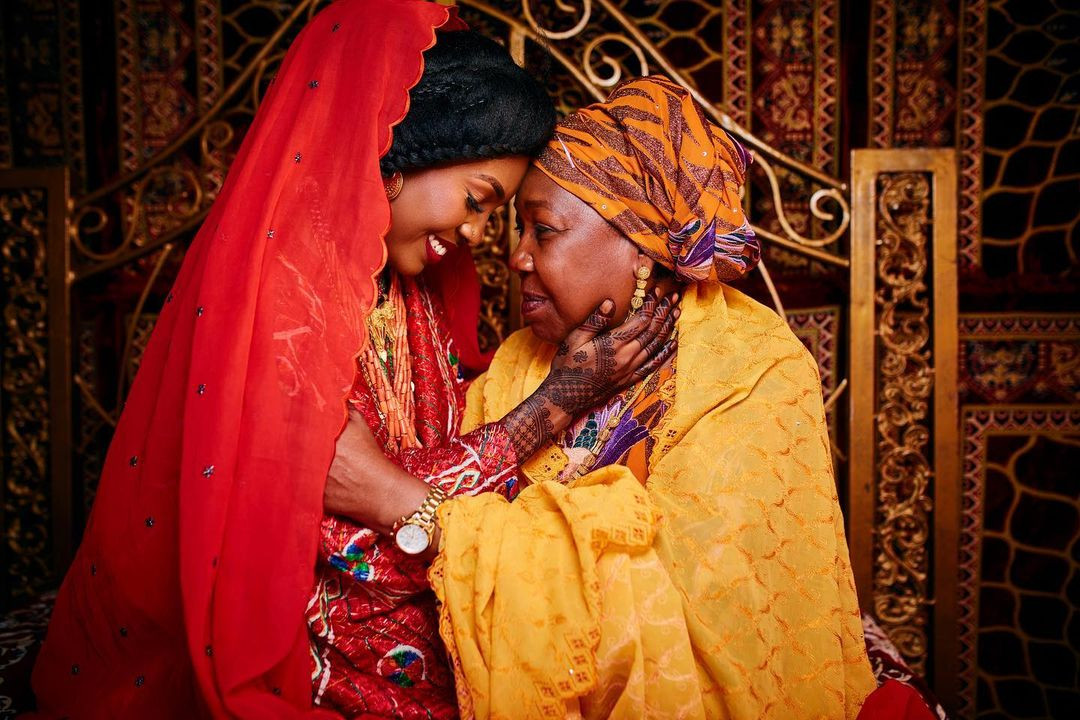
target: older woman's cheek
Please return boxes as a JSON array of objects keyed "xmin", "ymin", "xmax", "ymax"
[
  {"xmin": 540, "ymin": 274, "xmax": 587, "ymax": 337},
  {"xmin": 524, "ymin": 281, "xmax": 572, "ymax": 344}
]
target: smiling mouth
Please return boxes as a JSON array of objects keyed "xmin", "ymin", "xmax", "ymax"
[
  {"xmin": 425, "ymin": 234, "xmax": 458, "ymax": 265},
  {"xmin": 427, "ymin": 234, "xmax": 450, "ymax": 257},
  {"xmin": 520, "ymin": 292, "xmax": 548, "ymax": 317}
]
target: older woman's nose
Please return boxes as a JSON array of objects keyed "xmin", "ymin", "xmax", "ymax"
[{"xmin": 509, "ymin": 245, "xmax": 535, "ymax": 273}]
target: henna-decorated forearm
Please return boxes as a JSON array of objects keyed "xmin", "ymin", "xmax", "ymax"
[
  {"xmin": 497, "ymin": 365, "xmax": 617, "ymax": 460},
  {"xmin": 498, "ymin": 389, "xmax": 562, "ymax": 461}
]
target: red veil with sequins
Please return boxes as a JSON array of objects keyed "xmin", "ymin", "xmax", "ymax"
[{"xmin": 31, "ymin": 2, "xmax": 474, "ymax": 717}]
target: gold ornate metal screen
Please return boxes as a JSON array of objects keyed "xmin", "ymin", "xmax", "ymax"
[
  {"xmin": 849, "ymin": 148, "xmax": 960, "ymax": 703},
  {"xmin": 0, "ymin": 0, "xmax": 964, "ymax": 711}
]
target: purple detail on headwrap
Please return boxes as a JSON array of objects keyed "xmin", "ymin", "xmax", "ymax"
[
  {"xmin": 667, "ymin": 218, "xmax": 717, "ymax": 282},
  {"xmin": 668, "ymin": 218, "xmax": 702, "ymax": 244},
  {"xmin": 682, "ymin": 228, "xmax": 716, "ymax": 271},
  {"xmin": 713, "ymin": 221, "xmax": 761, "ymax": 281},
  {"xmin": 733, "ymin": 138, "xmax": 752, "ymax": 170},
  {"xmin": 664, "ymin": 217, "xmax": 761, "ymax": 283}
]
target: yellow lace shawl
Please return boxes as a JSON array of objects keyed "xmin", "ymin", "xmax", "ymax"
[{"xmin": 430, "ymin": 283, "xmax": 875, "ymax": 719}]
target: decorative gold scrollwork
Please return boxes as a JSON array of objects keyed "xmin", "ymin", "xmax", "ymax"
[
  {"xmin": 0, "ymin": 184, "xmax": 53, "ymax": 604},
  {"xmin": 473, "ymin": 207, "xmax": 512, "ymax": 352},
  {"xmin": 70, "ymin": 165, "xmax": 205, "ymax": 263},
  {"xmin": 753, "ymin": 152, "xmax": 850, "ymax": 249},
  {"xmin": 200, "ymin": 119, "xmax": 236, "ymax": 194},
  {"xmin": 522, "ymin": 0, "xmax": 592, "ymax": 40},
  {"xmin": 582, "ymin": 34, "xmax": 649, "ymax": 88},
  {"xmin": 871, "ymin": 171, "xmax": 933, "ymax": 674}
]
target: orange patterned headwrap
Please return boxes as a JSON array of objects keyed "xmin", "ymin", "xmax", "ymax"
[{"xmin": 536, "ymin": 75, "xmax": 759, "ymax": 283}]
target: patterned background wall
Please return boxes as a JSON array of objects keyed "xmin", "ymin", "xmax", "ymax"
[
  {"xmin": 1, "ymin": 1, "xmax": 1078, "ymax": 717},
  {"xmin": 868, "ymin": 1, "xmax": 1079, "ymax": 717}
]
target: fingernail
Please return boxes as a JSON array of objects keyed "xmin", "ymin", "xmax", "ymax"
[
  {"xmin": 673, "ymin": 308, "xmax": 681, "ymax": 318},
  {"xmin": 601, "ymin": 299, "xmax": 614, "ymax": 313},
  {"xmin": 671, "ymin": 292, "xmax": 680, "ymax": 303}
]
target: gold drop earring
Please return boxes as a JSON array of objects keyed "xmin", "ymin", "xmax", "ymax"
[
  {"xmin": 384, "ymin": 171, "xmax": 404, "ymax": 200},
  {"xmin": 629, "ymin": 265, "xmax": 651, "ymax": 314}
]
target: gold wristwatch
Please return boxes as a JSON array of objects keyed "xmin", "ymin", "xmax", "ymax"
[{"xmin": 393, "ymin": 485, "xmax": 448, "ymax": 555}]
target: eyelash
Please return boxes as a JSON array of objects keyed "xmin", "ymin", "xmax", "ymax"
[
  {"xmin": 466, "ymin": 192, "xmax": 483, "ymax": 213},
  {"xmin": 515, "ymin": 222, "xmax": 554, "ymax": 239}
]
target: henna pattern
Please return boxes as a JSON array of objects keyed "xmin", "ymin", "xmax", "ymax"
[
  {"xmin": 595, "ymin": 334, "xmax": 617, "ymax": 379},
  {"xmin": 542, "ymin": 373, "xmax": 607, "ymax": 413},
  {"xmin": 494, "ymin": 291, "xmax": 679, "ymax": 461},
  {"xmin": 501, "ymin": 392, "xmax": 556, "ymax": 460}
]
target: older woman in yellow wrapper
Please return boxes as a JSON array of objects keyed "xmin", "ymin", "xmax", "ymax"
[{"xmin": 428, "ymin": 76, "xmax": 883, "ymax": 719}]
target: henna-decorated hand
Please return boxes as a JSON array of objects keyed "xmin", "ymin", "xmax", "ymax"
[
  {"xmin": 500, "ymin": 289, "xmax": 680, "ymax": 460},
  {"xmin": 547, "ymin": 288, "xmax": 679, "ymax": 410}
]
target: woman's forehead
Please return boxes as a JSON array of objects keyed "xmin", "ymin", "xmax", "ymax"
[
  {"xmin": 516, "ymin": 170, "xmax": 626, "ymax": 241},
  {"xmin": 515, "ymin": 169, "xmax": 578, "ymax": 211}
]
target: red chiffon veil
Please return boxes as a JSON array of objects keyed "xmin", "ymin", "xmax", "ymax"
[{"xmin": 32, "ymin": 1, "xmax": 468, "ymax": 717}]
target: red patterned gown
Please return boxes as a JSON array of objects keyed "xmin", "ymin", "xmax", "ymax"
[{"xmin": 307, "ymin": 275, "xmax": 520, "ymax": 718}]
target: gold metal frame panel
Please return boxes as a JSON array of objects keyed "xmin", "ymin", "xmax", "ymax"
[{"xmin": 849, "ymin": 148, "xmax": 960, "ymax": 708}]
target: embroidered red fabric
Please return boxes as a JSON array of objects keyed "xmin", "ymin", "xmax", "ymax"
[
  {"xmin": 31, "ymin": 2, "xmax": 470, "ymax": 717},
  {"xmin": 308, "ymin": 277, "xmax": 520, "ymax": 718}
]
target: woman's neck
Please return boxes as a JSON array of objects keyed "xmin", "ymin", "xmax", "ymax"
[
  {"xmin": 609, "ymin": 275, "xmax": 682, "ymax": 329},
  {"xmin": 651, "ymin": 275, "xmax": 681, "ymax": 301}
]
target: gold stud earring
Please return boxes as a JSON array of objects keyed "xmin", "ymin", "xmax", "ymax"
[
  {"xmin": 384, "ymin": 171, "xmax": 404, "ymax": 200},
  {"xmin": 629, "ymin": 265, "xmax": 651, "ymax": 314}
]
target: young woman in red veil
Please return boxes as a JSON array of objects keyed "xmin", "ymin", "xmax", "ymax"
[{"xmin": 31, "ymin": 1, "xmax": 677, "ymax": 717}]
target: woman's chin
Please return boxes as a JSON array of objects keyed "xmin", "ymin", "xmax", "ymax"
[
  {"xmin": 384, "ymin": 251, "xmax": 425, "ymax": 277},
  {"xmin": 525, "ymin": 319, "xmax": 564, "ymax": 345}
]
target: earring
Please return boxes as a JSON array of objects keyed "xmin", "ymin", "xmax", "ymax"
[
  {"xmin": 384, "ymin": 171, "xmax": 404, "ymax": 200},
  {"xmin": 629, "ymin": 265, "xmax": 651, "ymax": 314}
]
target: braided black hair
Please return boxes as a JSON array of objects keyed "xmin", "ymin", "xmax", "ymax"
[{"xmin": 380, "ymin": 31, "xmax": 556, "ymax": 175}]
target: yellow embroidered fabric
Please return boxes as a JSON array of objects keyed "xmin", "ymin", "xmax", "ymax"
[{"xmin": 440, "ymin": 283, "xmax": 876, "ymax": 719}]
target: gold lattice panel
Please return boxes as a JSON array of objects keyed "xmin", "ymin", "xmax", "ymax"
[
  {"xmin": 960, "ymin": 407, "xmax": 1080, "ymax": 719},
  {"xmin": 979, "ymin": 0, "xmax": 1080, "ymax": 278}
]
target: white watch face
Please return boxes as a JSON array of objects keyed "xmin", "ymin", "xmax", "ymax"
[{"xmin": 395, "ymin": 523, "xmax": 430, "ymax": 555}]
